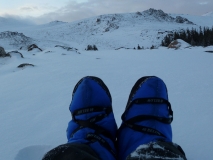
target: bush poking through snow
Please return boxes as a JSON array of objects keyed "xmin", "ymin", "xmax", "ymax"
[{"xmin": 86, "ymin": 45, "xmax": 98, "ymax": 51}]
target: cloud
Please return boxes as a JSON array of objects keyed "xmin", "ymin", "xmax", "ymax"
[
  {"xmin": 1, "ymin": 0, "xmax": 213, "ymax": 24},
  {"xmin": 199, "ymin": 2, "xmax": 208, "ymax": 5},
  {"xmin": 19, "ymin": 6, "xmax": 39, "ymax": 12}
]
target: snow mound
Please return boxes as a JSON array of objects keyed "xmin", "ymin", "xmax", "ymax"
[{"xmin": 14, "ymin": 145, "xmax": 53, "ymax": 160}]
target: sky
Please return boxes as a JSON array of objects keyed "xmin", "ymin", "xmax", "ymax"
[{"xmin": 0, "ymin": 0, "xmax": 213, "ymax": 24}]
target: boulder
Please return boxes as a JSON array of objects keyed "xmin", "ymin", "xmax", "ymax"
[
  {"xmin": 0, "ymin": 46, "xmax": 10, "ymax": 57},
  {"xmin": 17, "ymin": 63, "xmax": 34, "ymax": 68},
  {"xmin": 168, "ymin": 39, "xmax": 191, "ymax": 49},
  {"xmin": 7, "ymin": 51, "xmax": 24, "ymax": 58},
  {"xmin": 28, "ymin": 44, "xmax": 42, "ymax": 52}
]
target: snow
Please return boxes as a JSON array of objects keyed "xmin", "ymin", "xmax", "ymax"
[
  {"xmin": 1, "ymin": 9, "xmax": 213, "ymax": 160},
  {"xmin": 202, "ymin": 11, "xmax": 213, "ymax": 17}
]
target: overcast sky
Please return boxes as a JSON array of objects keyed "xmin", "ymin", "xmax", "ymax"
[{"xmin": 0, "ymin": 0, "xmax": 212, "ymax": 24}]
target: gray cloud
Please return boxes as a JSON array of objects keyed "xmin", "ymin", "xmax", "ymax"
[
  {"xmin": 3, "ymin": 0, "xmax": 213, "ymax": 24},
  {"xmin": 19, "ymin": 6, "xmax": 39, "ymax": 12}
]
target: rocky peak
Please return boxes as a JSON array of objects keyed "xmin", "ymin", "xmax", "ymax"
[
  {"xmin": 143, "ymin": 8, "xmax": 168, "ymax": 17},
  {"xmin": 142, "ymin": 8, "xmax": 194, "ymax": 24}
]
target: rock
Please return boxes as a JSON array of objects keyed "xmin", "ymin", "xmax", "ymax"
[
  {"xmin": 17, "ymin": 63, "xmax": 34, "ymax": 68},
  {"xmin": 96, "ymin": 18, "xmax": 101, "ymax": 23},
  {"xmin": 175, "ymin": 16, "xmax": 194, "ymax": 24},
  {"xmin": 136, "ymin": 11, "xmax": 142, "ymax": 15},
  {"xmin": 0, "ymin": 46, "xmax": 10, "ymax": 57},
  {"xmin": 28, "ymin": 44, "xmax": 42, "ymax": 52},
  {"xmin": 205, "ymin": 51, "xmax": 213, "ymax": 53},
  {"xmin": 7, "ymin": 51, "xmax": 24, "ymax": 58},
  {"xmin": 142, "ymin": 8, "xmax": 195, "ymax": 24},
  {"xmin": 168, "ymin": 39, "xmax": 191, "ymax": 49}
]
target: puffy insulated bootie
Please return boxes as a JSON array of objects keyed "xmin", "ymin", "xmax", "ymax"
[
  {"xmin": 117, "ymin": 76, "xmax": 173, "ymax": 160},
  {"xmin": 67, "ymin": 76, "xmax": 117, "ymax": 160}
]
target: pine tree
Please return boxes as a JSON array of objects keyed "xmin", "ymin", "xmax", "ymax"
[
  {"xmin": 164, "ymin": 35, "xmax": 171, "ymax": 46},
  {"xmin": 150, "ymin": 45, "xmax": 155, "ymax": 49},
  {"xmin": 93, "ymin": 45, "xmax": 98, "ymax": 51},
  {"xmin": 161, "ymin": 40, "xmax": 165, "ymax": 46},
  {"xmin": 137, "ymin": 44, "xmax": 141, "ymax": 50},
  {"xmin": 86, "ymin": 45, "xmax": 92, "ymax": 50},
  {"xmin": 173, "ymin": 32, "xmax": 179, "ymax": 40}
]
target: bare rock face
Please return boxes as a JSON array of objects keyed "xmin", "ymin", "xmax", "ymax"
[
  {"xmin": 0, "ymin": 46, "xmax": 10, "ymax": 57},
  {"xmin": 142, "ymin": 8, "xmax": 194, "ymax": 24},
  {"xmin": 175, "ymin": 16, "xmax": 194, "ymax": 24}
]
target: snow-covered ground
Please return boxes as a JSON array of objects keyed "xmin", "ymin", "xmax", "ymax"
[
  {"xmin": 1, "ymin": 46, "xmax": 213, "ymax": 160},
  {"xmin": 1, "ymin": 8, "xmax": 213, "ymax": 160}
]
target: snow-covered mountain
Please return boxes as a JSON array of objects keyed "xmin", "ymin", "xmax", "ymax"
[
  {"xmin": 1, "ymin": 8, "xmax": 212, "ymax": 51},
  {"xmin": 202, "ymin": 11, "xmax": 213, "ymax": 17},
  {"xmin": 0, "ymin": 31, "xmax": 34, "ymax": 49}
]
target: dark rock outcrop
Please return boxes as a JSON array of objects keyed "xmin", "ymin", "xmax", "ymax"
[
  {"xmin": 142, "ymin": 8, "xmax": 194, "ymax": 24},
  {"xmin": 17, "ymin": 63, "xmax": 34, "ymax": 68},
  {"xmin": 175, "ymin": 16, "xmax": 194, "ymax": 24},
  {"xmin": 28, "ymin": 44, "xmax": 42, "ymax": 52},
  {"xmin": 7, "ymin": 51, "xmax": 24, "ymax": 58},
  {"xmin": 0, "ymin": 46, "xmax": 10, "ymax": 57},
  {"xmin": 205, "ymin": 51, "xmax": 213, "ymax": 53}
]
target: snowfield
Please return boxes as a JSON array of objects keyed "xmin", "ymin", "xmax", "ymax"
[{"xmin": 0, "ymin": 8, "xmax": 213, "ymax": 160}]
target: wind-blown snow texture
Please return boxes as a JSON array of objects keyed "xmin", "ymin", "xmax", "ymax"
[{"xmin": 0, "ymin": 9, "xmax": 213, "ymax": 160}]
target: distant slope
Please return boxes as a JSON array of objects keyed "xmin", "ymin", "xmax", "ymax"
[{"xmin": 202, "ymin": 11, "xmax": 213, "ymax": 17}]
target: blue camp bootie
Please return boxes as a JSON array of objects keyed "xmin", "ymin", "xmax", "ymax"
[
  {"xmin": 67, "ymin": 76, "xmax": 117, "ymax": 160},
  {"xmin": 117, "ymin": 76, "xmax": 173, "ymax": 160}
]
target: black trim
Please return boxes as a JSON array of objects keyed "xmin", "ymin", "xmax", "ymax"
[
  {"xmin": 122, "ymin": 98, "xmax": 173, "ymax": 124},
  {"xmin": 72, "ymin": 107, "xmax": 112, "ymax": 120},
  {"xmin": 123, "ymin": 122, "xmax": 166, "ymax": 137},
  {"xmin": 86, "ymin": 133, "xmax": 117, "ymax": 158}
]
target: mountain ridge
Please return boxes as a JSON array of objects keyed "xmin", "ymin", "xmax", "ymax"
[{"xmin": 0, "ymin": 8, "xmax": 212, "ymax": 50}]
